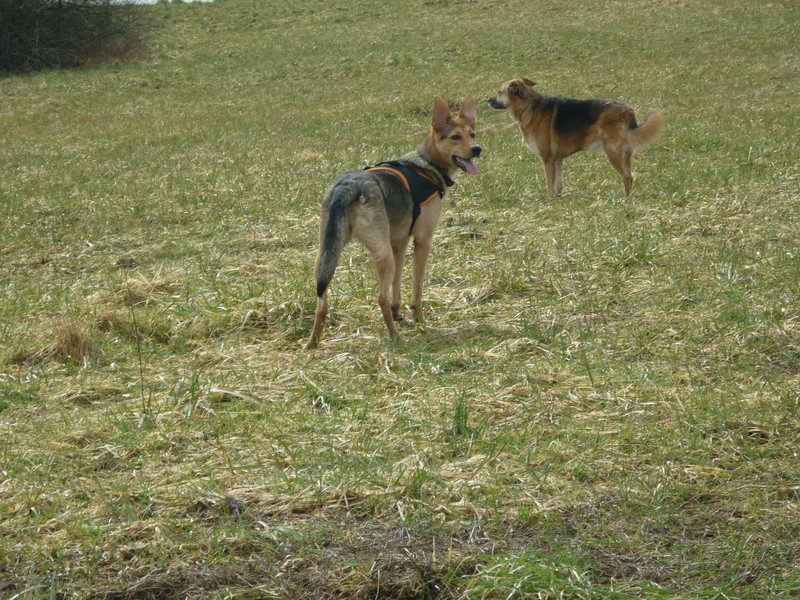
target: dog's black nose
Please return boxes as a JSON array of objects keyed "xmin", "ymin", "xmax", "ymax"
[{"xmin": 470, "ymin": 145, "xmax": 482, "ymax": 158}]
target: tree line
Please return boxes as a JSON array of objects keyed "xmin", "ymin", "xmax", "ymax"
[{"xmin": 0, "ymin": 0, "xmax": 150, "ymax": 74}]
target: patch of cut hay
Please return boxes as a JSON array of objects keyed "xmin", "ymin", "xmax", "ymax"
[
  {"xmin": 11, "ymin": 319, "xmax": 99, "ymax": 365},
  {"xmin": 122, "ymin": 269, "xmax": 183, "ymax": 307}
]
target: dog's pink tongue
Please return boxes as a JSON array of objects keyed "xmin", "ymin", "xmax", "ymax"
[{"xmin": 456, "ymin": 157, "xmax": 478, "ymax": 175}]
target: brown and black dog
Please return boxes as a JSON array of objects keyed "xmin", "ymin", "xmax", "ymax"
[
  {"xmin": 304, "ymin": 96, "xmax": 481, "ymax": 349},
  {"xmin": 488, "ymin": 77, "xmax": 662, "ymax": 195}
]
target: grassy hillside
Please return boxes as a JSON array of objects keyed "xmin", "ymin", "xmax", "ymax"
[{"xmin": 1, "ymin": 0, "xmax": 798, "ymax": 598}]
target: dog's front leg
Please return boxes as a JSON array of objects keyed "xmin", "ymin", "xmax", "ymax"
[
  {"xmin": 410, "ymin": 237, "xmax": 432, "ymax": 323},
  {"xmin": 542, "ymin": 156, "xmax": 561, "ymax": 196},
  {"xmin": 553, "ymin": 158, "xmax": 564, "ymax": 195}
]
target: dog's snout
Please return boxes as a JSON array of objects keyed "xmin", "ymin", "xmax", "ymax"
[
  {"xmin": 470, "ymin": 145, "xmax": 482, "ymax": 158},
  {"xmin": 487, "ymin": 97, "xmax": 505, "ymax": 110}
]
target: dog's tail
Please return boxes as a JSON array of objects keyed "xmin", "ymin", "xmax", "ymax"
[
  {"xmin": 629, "ymin": 109, "xmax": 663, "ymax": 150},
  {"xmin": 314, "ymin": 182, "xmax": 358, "ymax": 298}
]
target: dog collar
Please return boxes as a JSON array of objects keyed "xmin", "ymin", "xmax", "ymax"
[{"xmin": 428, "ymin": 161, "xmax": 456, "ymax": 188}]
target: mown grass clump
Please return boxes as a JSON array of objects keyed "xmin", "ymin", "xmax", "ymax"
[{"xmin": 1, "ymin": 0, "xmax": 799, "ymax": 598}]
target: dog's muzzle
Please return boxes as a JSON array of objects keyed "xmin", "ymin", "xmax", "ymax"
[
  {"xmin": 453, "ymin": 147, "xmax": 481, "ymax": 174},
  {"xmin": 487, "ymin": 97, "xmax": 506, "ymax": 109}
]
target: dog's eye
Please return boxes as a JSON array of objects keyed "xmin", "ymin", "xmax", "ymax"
[
  {"xmin": 450, "ymin": 134, "xmax": 462, "ymax": 141},
  {"xmin": 470, "ymin": 133, "xmax": 476, "ymax": 139}
]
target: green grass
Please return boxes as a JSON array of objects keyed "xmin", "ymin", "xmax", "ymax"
[{"xmin": 1, "ymin": 0, "xmax": 799, "ymax": 598}]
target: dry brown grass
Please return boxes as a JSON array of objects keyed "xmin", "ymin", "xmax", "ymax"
[{"xmin": 11, "ymin": 319, "xmax": 98, "ymax": 365}]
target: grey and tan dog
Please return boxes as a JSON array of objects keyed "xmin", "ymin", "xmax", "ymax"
[
  {"xmin": 304, "ymin": 96, "xmax": 481, "ymax": 349},
  {"xmin": 488, "ymin": 77, "xmax": 662, "ymax": 196}
]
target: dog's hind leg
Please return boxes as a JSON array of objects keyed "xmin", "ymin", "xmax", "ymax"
[
  {"xmin": 375, "ymin": 246, "xmax": 401, "ymax": 339},
  {"xmin": 622, "ymin": 149, "xmax": 634, "ymax": 194},
  {"xmin": 304, "ymin": 288, "xmax": 328, "ymax": 350},
  {"xmin": 391, "ymin": 238, "xmax": 411, "ymax": 321},
  {"xmin": 305, "ymin": 240, "xmax": 336, "ymax": 349},
  {"xmin": 604, "ymin": 143, "xmax": 633, "ymax": 195},
  {"xmin": 362, "ymin": 235, "xmax": 401, "ymax": 340}
]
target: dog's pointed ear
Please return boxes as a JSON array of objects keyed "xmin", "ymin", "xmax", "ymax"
[
  {"xmin": 432, "ymin": 96, "xmax": 451, "ymax": 132},
  {"xmin": 521, "ymin": 77, "xmax": 537, "ymax": 87},
  {"xmin": 459, "ymin": 95, "xmax": 476, "ymax": 127}
]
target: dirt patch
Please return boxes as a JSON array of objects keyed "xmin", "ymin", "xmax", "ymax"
[
  {"xmin": 282, "ymin": 521, "xmax": 485, "ymax": 600},
  {"xmin": 93, "ymin": 504, "xmax": 490, "ymax": 600},
  {"xmin": 588, "ymin": 548, "xmax": 675, "ymax": 584}
]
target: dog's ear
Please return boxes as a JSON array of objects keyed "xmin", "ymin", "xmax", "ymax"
[
  {"xmin": 432, "ymin": 95, "xmax": 451, "ymax": 132},
  {"xmin": 509, "ymin": 78, "xmax": 536, "ymax": 96},
  {"xmin": 459, "ymin": 95, "xmax": 476, "ymax": 127}
]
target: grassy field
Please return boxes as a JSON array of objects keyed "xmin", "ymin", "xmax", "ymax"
[{"xmin": 1, "ymin": 0, "xmax": 799, "ymax": 598}]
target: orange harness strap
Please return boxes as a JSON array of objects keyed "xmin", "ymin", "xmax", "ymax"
[{"xmin": 364, "ymin": 166, "xmax": 411, "ymax": 191}]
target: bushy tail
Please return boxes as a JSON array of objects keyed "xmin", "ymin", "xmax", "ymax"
[
  {"xmin": 629, "ymin": 109, "xmax": 663, "ymax": 150},
  {"xmin": 315, "ymin": 185, "xmax": 356, "ymax": 297}
]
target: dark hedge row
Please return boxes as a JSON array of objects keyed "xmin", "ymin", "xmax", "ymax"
[{"xmin": 0, "ymin": 0, "xmax": 150, "ymax": 74}]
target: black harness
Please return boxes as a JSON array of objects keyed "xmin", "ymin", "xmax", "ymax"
[{"xmin": 365, "ymin": 160, "xmax": 454, "ymax": 233}]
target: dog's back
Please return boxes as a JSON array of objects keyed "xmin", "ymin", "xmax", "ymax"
[{"xmin": 550, "ymin": 97, "xmax": 620, "ymax": 136}]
